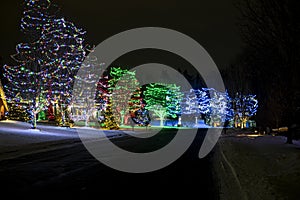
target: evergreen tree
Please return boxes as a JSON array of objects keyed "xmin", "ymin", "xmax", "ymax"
[
  {"xmin": 109, "ymin": 67, "xmax": 141, "ymax": 126},
  {"xmin": 96, "ymin": 69, "xmax": 119, "ymax": 129}
]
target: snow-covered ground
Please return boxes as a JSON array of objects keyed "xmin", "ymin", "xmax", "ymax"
[
  {"xmin": 212, "ymin": 133, "xmax": 300, "ymax": 200},
  {"xmin": 0, "ymin": 120, "xmax": 140, "ymax": 146},
  {"xmin": 0, "ymin": 120, "xmax": 139, "ymax": 160}
]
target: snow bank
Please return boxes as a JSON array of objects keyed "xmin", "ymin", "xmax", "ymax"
[{"xmin": 212, "ymin": 134, "xmax": 300, "ymax": 200}]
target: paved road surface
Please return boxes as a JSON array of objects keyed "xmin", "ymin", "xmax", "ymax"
[{"xmin": 0, "ymin": 122, "xmax": 218, "ymax": 198}]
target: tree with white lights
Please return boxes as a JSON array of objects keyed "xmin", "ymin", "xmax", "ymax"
[
  {"xmin": 181, "ymin": 89, "xmax": 203, "ymax": 126},
  {"xmin": 71, "ymin": 51, "xmax": 104, "ymax": 127},
  {"xmin": 204, "ymin": 88, "xmax": 233, "ymax": 127},
  {"xmin": 3, "ymin": 0, "xmax": 87, "ymax": 128}
]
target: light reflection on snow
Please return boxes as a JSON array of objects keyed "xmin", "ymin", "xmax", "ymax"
[
  {"xmin": 0, "ymin": 126, "xmax": 76, "ymax": 138},
  {"xmin": 236, "ymin": 133, "xmax": 263, "ymax": 138}
]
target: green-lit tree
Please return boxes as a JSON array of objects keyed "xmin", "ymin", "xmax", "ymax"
[
  {"xmin": 144, "ymin": 83, "xmax": 183, "ymax": 127},
  {"xmin": 95, "ymin": 69, "xmax": 119, "ymax": 129},
  {"xmin": 109, "ymin": 67, "xmax": 141, "ymax": 126}
]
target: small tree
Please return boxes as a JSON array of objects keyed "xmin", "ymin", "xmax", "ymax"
[{"xmin": 95, "ymin": 69, "xmax": 119, "ymax": 130}]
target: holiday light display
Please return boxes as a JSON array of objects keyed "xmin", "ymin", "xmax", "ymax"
[
  {"xmin": 232, "ymin": 92, "xmax": 258, "ymax": 128},
  {"xmin": 0, "ymin": 81, "xmax": 8, "ymax": 120},
  {"xmin": 71, "ymin": 51, "xmax": 104, "ymax": 126},
  {"xmin": 181, "ymin": 89, "xmax": 211, "ymax": 126},
  {"xmin": 128, "ymin": 87, "xmax": 150, "ymax": 126},
  {"xmin": 40, "ymin": 17, "xmax": 86, "ymax": 125},
  {"xmin": 1, "ymin": 2, "xmax": 260, "ymax": 130},
  {"xmin": 21, "ymin": 0, "xmax": 57, "ymax": 39},
  {"xmin": 3, "ymin": 0, "xmax": 87, "ymax": 128},
  {"xmin": 181, "ymin": 89, "xmax": 200, "ymax": 115},
  {"xmin": 144, "ymin": 83, "xmax": 183, "ymax": 126},
  {"xmin": 194, "ymin": 89, "xmax": 211, "ymax": 115},
  {"xmin": 95, "ymin": 68, "xmax": 119, "ymax": 130},
  {"xmin": 3, "ymin": 57, "xmax": 50, "ymax": 128},
  {"xmin": 6, "ymin": 102, "xmax": 31, "ymax": 122},
  {"xmin": 203, "ymin": 88, "xmax": 233, "ymax": 127},
  {"xmin": 109, "ymin": 67, "xmax": 142, "ymax": 126}
]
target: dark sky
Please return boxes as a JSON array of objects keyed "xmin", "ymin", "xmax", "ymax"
[{"xmin": 0, "ymin": 0, "xmax": 243, "ymax": 72}]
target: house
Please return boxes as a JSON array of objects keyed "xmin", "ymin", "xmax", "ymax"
[{"xmin": 0, "ymin": 80, "xmax": 8, "ymax": 120}]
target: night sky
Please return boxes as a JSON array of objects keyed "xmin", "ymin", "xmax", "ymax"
[{"xmin": 0, "ymin": 0, "xmax": 243, "ymax": 77}]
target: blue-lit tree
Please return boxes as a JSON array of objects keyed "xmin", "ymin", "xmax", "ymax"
[
  {"xmin": 204, "ymin": 88, "xmax": 233, "ymax": 127},
  {"xmin": 233, "ymin": 92, "xmax": 258, "ymax": 128},
  {"xmin": 195, "ymin": 89, "xmax": 211, "ymax": 125},
  {"xmin": 181, "ymin": 89, "xmax": 210, "ymax": 126}
]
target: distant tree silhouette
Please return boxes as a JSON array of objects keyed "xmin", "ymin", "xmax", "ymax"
[{"xmin": 235, "ymin": 0, "xmax": 300, "ymax": 134}]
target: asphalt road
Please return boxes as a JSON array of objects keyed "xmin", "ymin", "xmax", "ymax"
[{"xmin": 0, "ymin": 127, "xmax": 218, "ymax": 199}]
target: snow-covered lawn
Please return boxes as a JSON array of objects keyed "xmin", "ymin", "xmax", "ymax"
[
  {"xmin": 212, "ymin": 134, "xmax": 300, "ymax": 200},
  {"xmin": 0, "ymin": 120, "xmax": 139, "ymax": 160}
]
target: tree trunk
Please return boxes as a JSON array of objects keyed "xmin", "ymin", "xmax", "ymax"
[
  {"xmin": 32, "ymin": 113, "xmax": 37, "ymax": 129},
  {"xmin": 160, "ymin": 118, "xmax": 164, "ymax": 127},
  {"xmin": 85, "ymin": 114, "xmax": 89, "ymax": 127},
  {"xmin": 121, "ymin": 115, "xmax": 125, "ymax": 125},
  {"xmin": 178, "ymin": 116, "xmax": 182, "ymax": 127}
]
